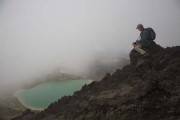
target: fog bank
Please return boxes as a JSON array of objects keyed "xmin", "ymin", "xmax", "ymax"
[{"xmin": 0, "ymin": 0, "xmax": 180, "ymax": 94}]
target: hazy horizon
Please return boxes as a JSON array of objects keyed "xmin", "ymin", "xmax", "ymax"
[{"xmin": 0, "ymin": 0, "xmax": 180, "ymax": 95}]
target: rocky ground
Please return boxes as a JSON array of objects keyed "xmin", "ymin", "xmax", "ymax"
[
  {"xmin": 13, "ymin": 42, "xmax": 180, "ymax": 120},
  {"xmin": 0, "ymin": 95, "xmax": 26, "ymax": 120}
]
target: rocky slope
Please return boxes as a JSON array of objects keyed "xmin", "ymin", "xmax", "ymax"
[
  {"xmin": 12, "ymin": 43, "xmax": 180, "ymax": 120},
  {"xmin": 0, "ymin": 95, "xmax": 26, "ymax": 120}
]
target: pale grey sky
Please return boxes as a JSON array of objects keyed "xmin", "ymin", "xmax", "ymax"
[{"xmin": 0, "ymin": 0, "xmax": 180, "ymax": 94}]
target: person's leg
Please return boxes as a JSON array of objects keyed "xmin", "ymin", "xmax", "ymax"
[{"xmin": 134, "ymin": 44, "xmax": 146, "ymax": 55}]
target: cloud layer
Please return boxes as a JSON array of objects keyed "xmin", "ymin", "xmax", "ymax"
[{"xmin": 0, "ymin": 0, "xmax": 180, "ymax": 94}]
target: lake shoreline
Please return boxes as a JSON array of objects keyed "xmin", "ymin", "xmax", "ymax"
[
  {"xmin": 14, "ymin": 79, "xmax": 93, "ymax": 111},
  {"xmin": 22, "ymin": 78, "xmax": 94, "ymax": 90}
]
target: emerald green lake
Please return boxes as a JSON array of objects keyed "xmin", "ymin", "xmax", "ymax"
[{"xmin": 14, "ymin": 79, "xmax": 92, "ymax": 110}]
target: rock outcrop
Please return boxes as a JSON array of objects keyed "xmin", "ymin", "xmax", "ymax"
[{"xmin": 12, "ymin": 43, "xmax": 180, "ymax": 120}]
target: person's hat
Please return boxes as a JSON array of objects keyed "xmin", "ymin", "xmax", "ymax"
[{"xmin": 136, "ymin": 24, "xmax": 143, "ymax": 29}]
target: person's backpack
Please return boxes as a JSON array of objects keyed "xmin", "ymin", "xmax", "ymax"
[{"xmin": 146, "ymin": 27, "xmax": 156, "ymax": 40}]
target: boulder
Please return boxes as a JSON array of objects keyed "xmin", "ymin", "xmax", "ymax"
[{"xmin": 129, "ymin": 41, "xmax": 163, "ymax": 65}]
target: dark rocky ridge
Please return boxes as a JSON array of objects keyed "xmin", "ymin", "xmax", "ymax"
[{"xmin": 12, "ymin": 43, "xmax": 180, "ymax": 120}]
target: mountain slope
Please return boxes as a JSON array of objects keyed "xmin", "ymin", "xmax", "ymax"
[
  {"xmin": 0, "ymin": 95, "xmax": 25, "ymax": 120},
  {"xmin": 12, "ymin": 43, "xmax": 180, "ymax": 120}
]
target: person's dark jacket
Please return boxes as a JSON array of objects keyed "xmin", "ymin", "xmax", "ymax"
[{"xmin": 138, "ymin": 28, "xmax": 151, "ymax": 47}]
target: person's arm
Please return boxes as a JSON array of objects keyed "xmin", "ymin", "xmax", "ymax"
[{"xmin": 139, "ymin": 30, "xmax": 150, "ymax": 43}]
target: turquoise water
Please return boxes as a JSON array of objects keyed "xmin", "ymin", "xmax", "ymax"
[{"xmin": 14, "ymin": 79, "xmax": 92, "ymax": 110}]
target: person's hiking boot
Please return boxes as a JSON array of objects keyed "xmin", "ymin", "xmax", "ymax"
[{"xmin": 143, "ymin": 53, "xmax": 150, "ymax": 58}]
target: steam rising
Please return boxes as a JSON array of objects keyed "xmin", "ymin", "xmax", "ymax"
[{"xmin": 0, "ymin": 0, "xmax": 180, "ymax": 94}]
